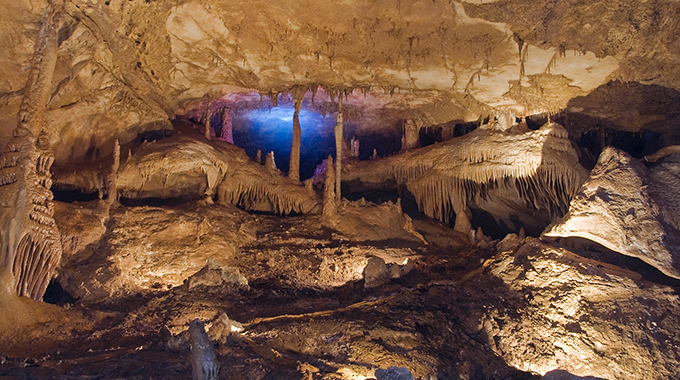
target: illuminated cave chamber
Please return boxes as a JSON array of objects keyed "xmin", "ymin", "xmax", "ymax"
[{"xmin": 3, "ymin": 0, "xmax": 680, "ymax": 379}]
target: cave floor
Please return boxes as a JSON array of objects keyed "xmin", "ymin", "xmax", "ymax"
[
  {"xmin": 2, "ymin": 201, "xmax": 680, "ymax": 379},
  {"xmin": 0, "ymin": 202, "xmax": 538, "ymax": 380}
]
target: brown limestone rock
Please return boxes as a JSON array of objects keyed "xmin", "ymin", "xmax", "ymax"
[{"xmin": 544, "ymin": 147, "xmax": 680, "ymax": 279}]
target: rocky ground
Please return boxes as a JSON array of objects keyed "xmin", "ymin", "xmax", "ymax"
[{"xmin": 1, "ymin": 198, "xmax": 679, "ymax": 380}]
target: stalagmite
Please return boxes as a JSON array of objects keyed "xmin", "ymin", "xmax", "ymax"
[
  {"xmin": 189, "ymin": 319, "xmax": 220, "ymax": 380},
  {"xmin": 304, "ymin": 178, "xmax": 314, "ymax": 195},
  {"xmin": 401, "ymin": 118, "xmax": 420, "ymax": 151},
  {"xmin": 334, "ymin": 95, "xmax": 343, "ymax": 201},
  {"xmin": 475, "ymin": 227, "xmax": 485, "ymax": 242},
  {"xmin": 255, "ymin": 150, "xmax": 262, "ymax": 164},
  {"xmin": 204, "ymin": 96, "xmax": 212, "ymax": 140},
  {"xmin": 453, "ymin": 208, "xmax": 473, "ymax": 237},
  {"xmin": 265, "ymin": 151, "xmax": 277, "ymax": 172},
  {"xmin": 322, "ymin": 155, "xmax": 336, "ymax": 221},
  {"xmin": 106, "ymin": 139, "xmax": 120, "ymax": 204},
  {"xmin": 0, "ymin": 1, "xmax": 63, "ymax": 301},
  {"xmin": 350, "ymin": 136, "xmax": 360, "ymax": 158},
  {"xmin": 289, "ymin": 88, "xmax": 305, "ymax": 182},
  {"xmin": 219, "ymin": 108, "xmax": 234, "ymax": 143},
  {"xmin": 404, "ymin": 214, "xmax": 428, "ymax": 244}
]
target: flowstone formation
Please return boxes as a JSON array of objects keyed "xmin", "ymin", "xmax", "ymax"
[
  {"xmin": 54, "ymin": 127, "xmax": 321, "ymax": 216},
  {"xmin": 0, "ymin": 1, "xmax": 62, "ymax": 301},
  {"xmin": 345, "ymin": 119, "xmax": 588, "ymax": 235}
]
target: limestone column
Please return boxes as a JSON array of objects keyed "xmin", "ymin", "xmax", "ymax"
[
  {"xmin": 0, "ymin": 1, "xmax": 63, "ymax": 301},
  {"xmin": 289, "ymin": 97, "xmax": 303, "ymax": 182},
  {"xmin": 219, "ymin": 108, "xmax": 234, "ymax": 143},
  {"xmin": 204, "ymin": 96, "xmax": 212, "ymax": 140},
  {"xmin": 323, "ymin": 156, "xmax": 336, "ymax": 221},
  {"xmin": 334, "ymin": 95, "xmax": 343, "ymax": 201},
  {"xmin": 107, "ymin": 139, "xmax": 120, "ymax": 204},
  {"xmin": 402, "ymin": 118, "xmax": 419, "ymax": 151}
]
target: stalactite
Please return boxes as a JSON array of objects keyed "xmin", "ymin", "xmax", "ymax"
[
  {"xmin": 345, "ymin": 121, "xmax": 588, "ymax": 225},
  {"xmin": 217, "ymin": 166, "xmax": 319, "ymax": 216},
  {"xmin": 334, "ymin": 94, "xmax": 343, "ymax": 201}
]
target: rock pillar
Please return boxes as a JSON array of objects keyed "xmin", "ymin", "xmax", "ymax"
[
  {"xmin": 289, "ymin": 97, "xmax": 302, "ymax": 182},
  {"xmin": 334, "ymin": 95, "xmax": 343, "ymax": 201},
  {"xmin": 219, "ymin": 108, "xmax": 234, "ymax": 143},
  {"xmin": 204, "ymin": 97, "xmax": 212, "ymax": 140},
  {"xmin": 323, "ymin": 155, "xmax": 336, "ymax": 221},
  {"xmin": 107, "ymin": 139, "xmax": 120, "ymax": 204}
]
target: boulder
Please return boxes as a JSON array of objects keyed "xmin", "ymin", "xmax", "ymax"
[{"xmin": 543, "ymin": 147, "xmax": 680, "ymax": 279}]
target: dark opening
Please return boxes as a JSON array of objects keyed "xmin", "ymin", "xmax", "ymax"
[
  {"xmin": 576, "ymin": 129, "xmax": 666, "ymax": 169},
  {"xmin": 139, "ymin": 128, "xmax": 175, "ymax": 143},
  {"xmin": 419, "ymin": 120, "xmax": 480, "ymax": 147},
  {"xmin": 559, "ymin": 237, "xmax": 680, "ymax": 287},
  {"xmin": 342, "ymin": 187, "xmax": 421, "ymax": 220},
  {"xmin": 120, "ymin": 194, "xmax": 203, "ymax": 207},
  {"xmin": 525, "ymin": 114, "xmax": 549, "ymax": 130},
  {"xmin": 52, "ymin": 189, "xmax": 100, "ymax": 203},
  {"xmin": 354, "ymin": 130, "xmax": 402, "ymax": 160},
  {"xmin": 43, "ymin": 280, "xmax": 76, "ymax": 305}
]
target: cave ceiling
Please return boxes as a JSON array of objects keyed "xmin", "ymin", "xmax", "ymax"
[{"xmin": 1, "ymin": 0, "xmax": 679, "ymax": 164}]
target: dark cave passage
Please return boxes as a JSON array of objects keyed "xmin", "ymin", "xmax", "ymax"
[
  {"xmin": 52, "ymin": 188, "xmax": 100, "ymax": 203},
  {"xmin": 575, "ymin": 128, "xmax": 666, "ymax": 169},
  {"xmin": 119, "ymin": 194, "xmax": 204, "ymax": 207},
  {"xmin": 42, "ymin": 280, "xmax": 77, "ymax": 305}
]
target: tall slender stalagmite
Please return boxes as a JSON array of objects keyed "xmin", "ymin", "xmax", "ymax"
[
  {"xmin": 0, "ymin": 1, "xmax": 63, "ymax": 301},
  {"xmin": 106, "ymin": 139, "xmax": 120, "ymax": 204},
  {"xmin": 219, "ymin": 108, "xmax": 234, "ymax": 143},
  {"xmin": 289, "ymin": 88, "xmax": 305, "ymax": 182},
  {"xmin": 334, "ymin": 94, "xmax": 343, "ymax": 201},
  {"xmin": 204, "ymin": 96, "xmax": 212, "ymax": 140},
  {"xmin": 323, "ymin": 156, "xmax": 336, "ymax": 222}
]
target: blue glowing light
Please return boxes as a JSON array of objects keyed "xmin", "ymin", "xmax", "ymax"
[{"xmin": 232, "ymin": 105, "xmax": 337, "ymax": 180}]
